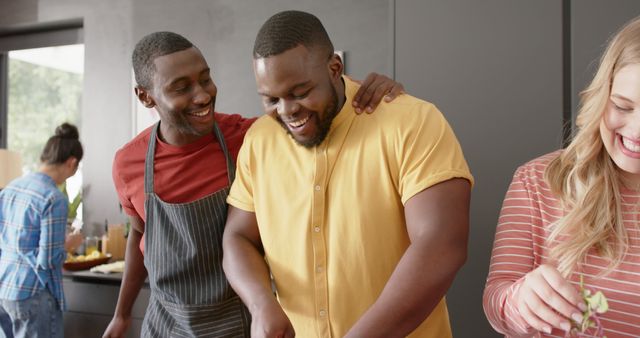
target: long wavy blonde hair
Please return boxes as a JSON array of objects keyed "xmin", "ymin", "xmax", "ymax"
[{"xmin": 545, "ymin": 16, "xmax": 640, "ymax": 277}]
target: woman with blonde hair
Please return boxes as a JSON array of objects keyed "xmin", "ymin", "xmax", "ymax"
[{"xmin": 483, "ymin": 16, "xmax": 640, "ymax": 337}]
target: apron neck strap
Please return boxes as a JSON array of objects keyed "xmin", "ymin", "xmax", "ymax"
[{"xmin": 144, "ymin": 120, "xmax": 235, "ymax": 194}]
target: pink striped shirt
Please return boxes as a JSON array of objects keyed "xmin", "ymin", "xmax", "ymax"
[{"xmin": 483, "ymin": 150, "xmax": 640, "ymax": 337}]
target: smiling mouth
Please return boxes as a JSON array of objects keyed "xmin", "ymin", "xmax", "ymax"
[
  {"xmin": 287, "ymin": 115, "xmax": 310, "ymax": 129},
  {"xmin": 188, "ymin": 107, "xmax": 210, "ymax": 117},
  {"xmin": 621, "ymin": 135, "xmax": 640, "ymax": 153}
]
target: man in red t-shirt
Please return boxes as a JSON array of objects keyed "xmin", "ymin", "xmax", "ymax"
[{"xmin": 103, "ymin": 31, "xmax": 404, "ymax": 338}]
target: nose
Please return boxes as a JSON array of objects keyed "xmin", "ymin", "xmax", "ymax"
[
  {"xmin": 629, "ymin": 110, "xmax": 640, "ymax": 139},
  {"xmin": 277, "ymin": 99, "xmax": 299, "ymax": 117},
  {"xmin": 193, "ymin": 84, "xmax": 211, "ymax": 105}
]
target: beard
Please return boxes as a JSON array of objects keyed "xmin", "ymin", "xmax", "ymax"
[
  {"xmin": 277, "ymin": 84, "xmax": 340, "ymax": 149},
  {"xmin": 167, "ymin": 97, "xmax": 216, "ymax": 137},
  {"xmin": 170, "ymin": 114, "xmax": 203, "ymax": 136}
]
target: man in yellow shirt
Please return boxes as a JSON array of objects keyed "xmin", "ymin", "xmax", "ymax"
[{"xmin": 223, "ymin": 10, "xmax": 473, "ymax": 338}]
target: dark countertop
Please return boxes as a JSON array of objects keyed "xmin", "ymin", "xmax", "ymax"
[
  {"xmin": 62, "ymin": 269, "xmax": 150, "ymax": 338},
  {"xmin": 63, "ymin": 270, "xmax": 125, "ymax": 285},
  {"xmin": 63, "ymin": 269, "xmax": 149, "ymax": 286}
]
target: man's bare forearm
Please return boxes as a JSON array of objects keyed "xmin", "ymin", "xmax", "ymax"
[
  {"xmin": 113, "ymin": 228, "xmax": 147, "ymax": 318},
  {"xmin": 345, "ymin": 240, "xmax": 466, "ymax": 338},
  {"xmin": 222, "ymin": 231, "xmax": 274, "ymax": 312},
  {"xmin": 347, "ymin": 179, "xmax": 471, "ymax": 337}
]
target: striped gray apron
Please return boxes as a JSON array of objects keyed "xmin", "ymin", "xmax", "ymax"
[{"xmin": 141, "ymin": 121, "xmax": 250, "ymax": 337}]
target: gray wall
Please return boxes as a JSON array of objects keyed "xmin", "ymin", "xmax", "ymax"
[
  {"xmin": 0, "ymin": 0, "xmax": 37, "ymax": 25},
  {"xmin": 395, "ymin": 1, "xmax": 563, "ymax": 337},
  {"xmin": 571, "ymin": 0, "xmax": 640, "ymax": 123},
  {"xmin": 394, "ymin": 1, "xmax": 640, "ymax": 337}
]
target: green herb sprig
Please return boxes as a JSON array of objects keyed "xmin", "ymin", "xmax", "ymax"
[{"xmin": 566, "ymin": 276, "xmax": 608, "ymax": 338}]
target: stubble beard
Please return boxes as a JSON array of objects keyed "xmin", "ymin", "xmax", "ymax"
[{"xmin": 279, "ymin": 84, "xmax": 340, "ymax": 149}]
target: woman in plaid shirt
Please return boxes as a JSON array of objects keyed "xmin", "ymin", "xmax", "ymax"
[{"xmin": 0, "ymin": 123, "xmax": 83, "ymax": 338}]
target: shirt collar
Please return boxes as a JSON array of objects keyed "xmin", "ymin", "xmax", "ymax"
[
  {"xmin": 155, "ymin": 114, "xmax": 218, "ymax": 153},
  {"xmin": 32, "ymin": 172, "xmax": 57, "ymax": 187},
  {"xmin": 328, "ymin": 75, "xmax": 358, "ymax": 132}
]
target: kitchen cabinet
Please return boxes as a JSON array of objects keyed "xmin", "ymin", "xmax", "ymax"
[{"xmin": 63, "ymin": 271, "xmax": 149, "ymax": 338}]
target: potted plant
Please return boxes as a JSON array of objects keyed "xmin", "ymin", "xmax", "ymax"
[{"xmin": 59, "ymin": 182, "xmax": 82, "ymax": 225}]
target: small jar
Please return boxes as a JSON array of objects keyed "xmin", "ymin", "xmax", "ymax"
[{"xmin": 85, "ymin": 236, "xmax": 99, "ymax": 255}]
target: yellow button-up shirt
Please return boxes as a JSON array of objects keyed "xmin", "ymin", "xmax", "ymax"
[{"xmin": 228, "ymin": 77, "xmax": 473, "ymax": 337}]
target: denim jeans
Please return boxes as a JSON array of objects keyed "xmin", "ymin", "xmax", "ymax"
[{"xmin": 0, "ymin": 289, "xmax": 63, "ymax": 338}]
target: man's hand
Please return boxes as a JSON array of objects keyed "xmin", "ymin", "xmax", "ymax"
[
  {"xmin": 351, "ymin": 72, "xmax": 405, "ymax": 114},
  {"xmin": 250, "ymin": 294, "xmax": 295, "ymax": 338},
  {"xmin": 514, "ymin": 264, "xmax": 586, "ymax": 334},
  {"xmin": 223, "ymin": 206, "xmax": 293, "ymax": 337},
  {"xmin": 102, "ymin": 315, "xmax": 131, "ymax": 338}
]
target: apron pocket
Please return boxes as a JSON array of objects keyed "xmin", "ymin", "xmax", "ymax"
[{"xmin": 160, "ymin": 296, "xmax": 249, "ymax": 338}]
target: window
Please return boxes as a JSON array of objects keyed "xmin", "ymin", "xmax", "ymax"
[
  {"xmin": 8, "ymin": 45, "xmax": 84, "ymax": 214},
  {"xmin": 0, "ymin": 19, "xmax": 83, "ymax": 221}
]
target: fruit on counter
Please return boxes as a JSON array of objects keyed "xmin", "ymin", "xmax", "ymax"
[{"xmin": 65, "ymin": 250, "xmax": 107, "ymax": 263}]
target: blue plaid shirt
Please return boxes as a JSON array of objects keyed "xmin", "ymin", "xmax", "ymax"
[{"xmin": 0, "ymin": 172, "xmax": 68, "ymax": 310}]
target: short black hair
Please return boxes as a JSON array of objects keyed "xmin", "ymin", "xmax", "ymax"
[
  {"xmin": 40, "ymin": 123, "xmax": 83, "ymax": 165},
  {"xmin": 132, "ymin": 31, "xmax": 194, "ymax": 89},
  {"xmin": 253, "ymin": 10, "xmax": 334, "ymax": 59}
]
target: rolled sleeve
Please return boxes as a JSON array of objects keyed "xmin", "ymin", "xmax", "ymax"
[
  {"xmin": 227, "ymin": 129, "xmax": 256, "ymax": 212},
  {"xmin": 37, "ymin": 195, "xmax": 67, "ymax": 270},
  {"xmin": 398, "ymin": 103, "xmax": 473, "ymax": 204}
]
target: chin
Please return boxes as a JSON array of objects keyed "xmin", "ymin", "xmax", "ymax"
[
  {"xmin": 291, "ymin": 135, "xmax": 317, "ymax": 148},
  {"xmin": 190, "ymin": 119, "xmax": 215, "ymax": 135},
  {"xmin": 617, "ymin": 162, "xmax": 640, "ymax": 176}
]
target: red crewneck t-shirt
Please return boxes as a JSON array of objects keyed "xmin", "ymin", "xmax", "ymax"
[{"xmin": 112, "ymin": 112, "xmax": 256, "ymax": 252}]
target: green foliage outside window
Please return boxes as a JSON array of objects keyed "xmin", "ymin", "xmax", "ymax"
[{"xmin": 8, "ymin": 59, "xmax": 82, "ymax": 173}]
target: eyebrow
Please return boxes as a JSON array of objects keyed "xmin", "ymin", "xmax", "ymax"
[
  {"xmin": 167, "ymin": 68, "xmax": 211, "ymax": 87},
  {"xmin": 258, "ymin": 80, "xmax": 311, "ymax": 97},
  {"xmin": 611, "ymin": 94, "xmax": 633, "ymax": 103}
]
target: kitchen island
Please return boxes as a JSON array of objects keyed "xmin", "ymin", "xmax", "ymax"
[{"xmin": 63, "ymin": 270, "xmax": 150, "ymax": 338}]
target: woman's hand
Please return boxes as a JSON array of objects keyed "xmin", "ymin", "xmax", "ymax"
[
  {"xmin": 514, "ymin": 264, "xmax": 587, "ymax": 334},
  {"xmin": 351, "ymin": 73, "xmax": 405, "ymax": 114},
  {"xmin": 64, "ymin": 231, "xmax": 84, "ymax": 252}
]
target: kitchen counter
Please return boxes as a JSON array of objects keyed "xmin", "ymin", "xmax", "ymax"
[
  {"xmin": 64, "ymin": 269, "xmax": 148, "ymax": 285},
  {"xmin": 63, "ymin": 269, "xmax": 150, "ymax": 338}
]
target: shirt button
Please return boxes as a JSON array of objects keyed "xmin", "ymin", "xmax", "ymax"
[
  {"xmin": 319, "ymin": 310, "xmax": 326, "ymax": 317},
  {"xmin": 316, "ymin": 266, "xmax": 323, "ymax": 273},
  {"xmin": 315, "ymin": 185, "xmax": 321, "ymax": 191},
  {"xmin": 314, "ymin": 227, "xmax": 320, "ymax": 232}
]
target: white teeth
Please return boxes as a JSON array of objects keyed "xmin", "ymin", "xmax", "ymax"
[
  {"xmin": 190, "ymin": 108, "xmax": 209, "ymax": 117},
  {"xmin": 622, "ymin": 137, "xmax": 640, "ymax": 152},
  {"xmin": 289, "ymin": 115, "xmax": 310, "ymax": 128}
]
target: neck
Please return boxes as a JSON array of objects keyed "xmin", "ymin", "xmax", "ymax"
[
  {"xmin": 39, "ymin": 164, "xmax": 66, "ymax": 185},
  {"xmin": 619, "ymin": 171, "xmax": 640, "ymax": 192},
  {"xmin": 158, "ymin": 123, "xmax": 207, "ymax": 146},
  {"xmin": 335, "ymin": 76, "xmax": 346, "ymax": 113}
]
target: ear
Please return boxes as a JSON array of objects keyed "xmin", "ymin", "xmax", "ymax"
[
  {"xmin": 328, "ymin": 53, "xmax": 344, "ymax": 80},
  {"xmin": 63, "ymin": 157, "xmax": 79, "ymax": 177},
  {"xmin": 135, "ymin": 86, "xmax": 156, "ymax": 108},
  {"xmin": 66, "ymin": 157, "xmax": 78, "ymax": 170}
]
